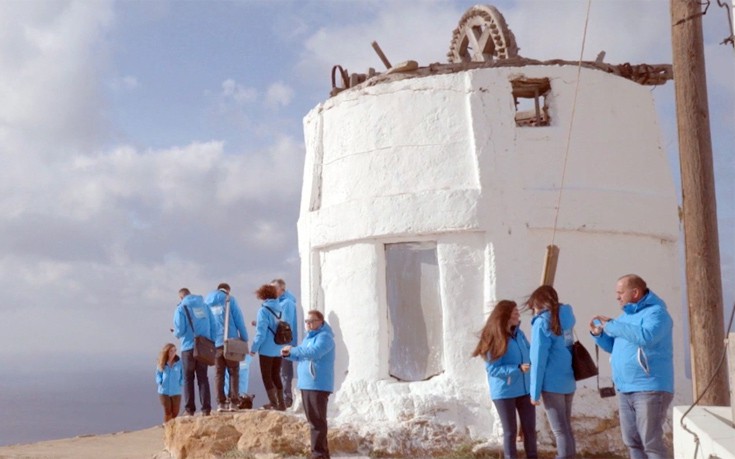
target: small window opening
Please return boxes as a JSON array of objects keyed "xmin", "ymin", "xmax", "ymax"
[{"xmin": 512, "ymin": 77, "xmax": 551, "ymax": 127}]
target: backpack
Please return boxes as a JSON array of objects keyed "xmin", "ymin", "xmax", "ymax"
[{"xmin": 264, "ymin": 306, "xmax": 293, "ymax": 345}]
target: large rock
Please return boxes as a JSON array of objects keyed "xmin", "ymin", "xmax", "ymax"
[{"xmin": 165, "ymin": 411, "xmax": 364, "ymax": 459}]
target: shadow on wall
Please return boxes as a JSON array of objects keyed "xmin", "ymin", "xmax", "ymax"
[{"xmin": 327, "ymin": 311, "xmax": 348, "ymax": 395}]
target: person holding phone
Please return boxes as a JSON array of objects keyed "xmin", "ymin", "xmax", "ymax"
[
  {"xmin": 472, "ymin": 300, "xmax": 537, "ymax": 459},
  {"xmin": 590, "ymin": 274, "xmax": 673, "ymax": 459},
  {"xmin": 281, "ymin": 310, "xmax": 335, "ymax": 459}
]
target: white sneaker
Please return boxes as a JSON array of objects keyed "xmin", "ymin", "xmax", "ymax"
[{"xmin": 217, "ymin": 403, "xmax": 228, "ymax": 412}]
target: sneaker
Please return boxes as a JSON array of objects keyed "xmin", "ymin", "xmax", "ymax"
[
  {"xmin": 183, "ymin": 411, "xmax": 194, "ymax": 417},
  {"xmin": 227, "ymin": 401, "xmax": 237, "ymax": 412},
  {"xmin": 217, "ymin": 403, "xmax": 228, "ymax": 413}
]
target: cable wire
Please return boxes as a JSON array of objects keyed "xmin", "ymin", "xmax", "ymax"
[{"xmin": 550, "ymin": 0, "xmax": 592, "ymax": 246}]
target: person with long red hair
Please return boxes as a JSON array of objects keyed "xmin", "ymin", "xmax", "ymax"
[{"xmin": 473, "ymin": 300, "xmax": 537, "ymax": 459}]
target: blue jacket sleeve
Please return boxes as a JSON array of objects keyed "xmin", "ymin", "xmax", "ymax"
[
  {"xmin": 207, "ymin": 304, "xmax": 217, "ymax": 341},
  {"xmin": 592, "ymin": 331, "xmax": 614, "ymax": 353},
  {"xmin": 251, "ymin": 308, "xmax": 269, "ymax": 354},
  {"xmin": 529, "ymin": 322, "xmax": 550, "ymax": 402},
  {"xmin": 289, "ymin": 332, "xmax": 334, "ymax": 362},
  {"xmin": 289, "ymin": 304, "xmax": 298, "ymax": 346},
  {"xmin": 173, "ymin": 307, "xmax": 187, "ymax": 339},
  {"xmin": 232, "ymin": 299, "xmax": 248, "ymax": 341},
  {"xmin": 156, "ymin": 368, "xmax": 163, "ymax": 386},
  {"xmin": 603, "ymin": 308, "xmax": 672, "ymax": 347}
]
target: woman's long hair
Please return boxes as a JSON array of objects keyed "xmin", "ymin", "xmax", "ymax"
[
  {"xmin": 527, "ymin": 285, "xmax": 562, "ymax": 336},
  {"xmin": 157, "ymin": 343, "xmax": 176, "ymax": 371},
  {"xmin": 472, "ymin": 300, "xmax": 517, "ymax": 361}
]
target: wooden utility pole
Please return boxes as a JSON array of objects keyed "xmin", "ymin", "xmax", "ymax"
[{"xmin": 670, "ymin": 0, "xmax": 729, "ymax": 406}]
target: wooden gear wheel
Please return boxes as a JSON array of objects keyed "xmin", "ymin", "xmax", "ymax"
[{"xmin": 447, "ymin": 5, "xmax": 519, "ymax": 63}]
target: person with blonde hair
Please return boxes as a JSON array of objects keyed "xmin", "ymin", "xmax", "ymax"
[
  {"xmin": 156, "ymin": 342, "xmax": 183, "ymax": 423},
  {"xmin": 472, "ymin": 300, "xmax": 537, "ymax": 459}
]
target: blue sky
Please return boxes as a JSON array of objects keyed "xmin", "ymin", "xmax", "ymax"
[{"xmin": 0, "ymin": 0, "xmax": 732, "ymax": 442}]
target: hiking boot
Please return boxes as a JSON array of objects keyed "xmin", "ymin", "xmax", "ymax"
[{"xmin": 275, "ymin": 390, "xmax": 286, "ymax": 411}]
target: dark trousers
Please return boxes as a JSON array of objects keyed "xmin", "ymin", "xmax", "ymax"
[
  {"xmin": 259, "ymin": 354, "xmax": 283, "ymax": 392},
  {"xmin": 493, "ymin": 395, "xmax": 538, "ymax": 459},
  {"xmin": 215, "ymin": 347, "xmax": 240, "ymax": 405},
  {"xmin": 302, "ymin": 389, "xmax": 330, "ymax": 459},
  {"xmin": 281, "ymin": 359, "xmax": 294, "ymax": 404},
  {"xmin": 182, "ymin": 349, "xmax": 212, "ymax": 414},
  {"xmin": 159, "ymin": 394, "xmax": 181, "ymax": 423}
]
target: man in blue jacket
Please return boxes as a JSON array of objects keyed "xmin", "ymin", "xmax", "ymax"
[
  {"xmin": 272, "ymin": 278, "xmax": 299, "ymax": 408},
  {"xmin": 591, "ymin": 274, "xmax": 674, "ymax": 459},
  {"xmin": 206, "ymin": 283, "xmax": 249, "ymax": 412},
  {"xmin": 173, "ymin": 288, "xmax": 217, "ymax": 416},
  {"xmin": 281, "ymin": 310, "xmax": 335, "ymax": 459}
]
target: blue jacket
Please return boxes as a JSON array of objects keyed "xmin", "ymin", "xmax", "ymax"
[
  {"xmin": 205, "ymin": 290, "xmax": 249, "ymax": 347},
  {"xmin": 530, "ymin": 304, "xmax": 576, "ymax": 401},
  {"xmin": 278, "ymin": 290, "xmax": 298, "ymax": 346},
  {"xmin": 593, "ymin": 290, "xmax": 674, "ymax": 393},
  {"xmin": 486, "ymin": 326, "xmax": 531, "ymax": 400},
  {"xmin": 288, "ymin": 322, "xmax": 335, "ymax": 392},
  {"xmin": 173, "ymin": 294, "xmax": 217, "ymax": 352},
  {"xmin": 156, "ymin": 357, "xmax": 183, "ymax": 396},
  {"xmin": 251, "ymin": 299, "xmax": 285, "ymax": 357}
]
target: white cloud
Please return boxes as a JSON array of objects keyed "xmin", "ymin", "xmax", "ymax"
[
  {"xmin": 265, "ymin": 81, "xmax": 294, "ymax": 109},
  {"xmin": 221, "ymin": 78, "xmax": 257, "ymax": 105}
]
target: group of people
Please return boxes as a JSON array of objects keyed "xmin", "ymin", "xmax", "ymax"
[
  {"xmin": 155, "ymin": 279, "xmax": 336, "ymax": 459},
  {"xmin": 474, "ymin": 274, "xmax": 674, "ymax": 459}
]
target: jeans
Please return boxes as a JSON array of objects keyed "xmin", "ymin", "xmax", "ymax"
[
  {"xmin": 542, "ymin": 391, "xmax": 575, "ymax": 459},
  {"xmin": 281, "ymin": 359, "xmax": 294, "ymax": 406},
  {"xmin": 493, "ymin": 395, "xmax": 538, "ymax": 459},
  {"xmin": 215, "ymin": 347, "xmax": 240, "ymax": 405},
  {"xmin": 182, "ymin": 349, "xmax": 211, "ymax": 415},
  {"xmin": 302, "ymin": 389, "xmax": 331, "ymax": 459},
  {"xmin": 618, "ymin": 391, "xmax": 673, "ymax": 459}
]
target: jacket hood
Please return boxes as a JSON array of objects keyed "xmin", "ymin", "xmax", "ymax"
[
  {"xmin": 309, "ymin": 321, "xmax": 334, "ymax": 338},
  {"xmin": 623, "ymin": 290, "xmax": 666, "ymax": 315}
]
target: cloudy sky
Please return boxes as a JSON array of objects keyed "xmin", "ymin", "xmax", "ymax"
[{"xmin": 0, "ymin": 0, "xmax": 732, "ymax": 442}]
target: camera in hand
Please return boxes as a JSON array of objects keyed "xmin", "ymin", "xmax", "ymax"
[{"xmin": 599, "ymin": 387, "xmax": 616, "ymax": 398}]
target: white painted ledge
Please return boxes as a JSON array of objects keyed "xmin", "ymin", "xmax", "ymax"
[{"xmin": 674, "ymin": 405, "xmax": 735, "ymax": 459}]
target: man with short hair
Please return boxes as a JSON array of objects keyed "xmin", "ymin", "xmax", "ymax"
[
  {"xmin": 206, "ymin": 283, "xmax": 249, "ymax": 412},
  {"xmin": 590, "ymin": 274, "xmax": 674, "ymax": 459},
  {"xmin": 173, "ymin": 288, "xmax": 217, "ymax": 416},
  {"xmin": 281, "ymin": 310, "xmax": 335, "ymax": 459},
  {"xmin": 271, "ymin": 278, "xmax": 298, "ymax": 408}
]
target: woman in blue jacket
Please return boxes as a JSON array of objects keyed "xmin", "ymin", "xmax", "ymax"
[
  {"xmin": 473, "ymin": 300, "xmax": 537, "ymax": 459},
  {"xmin": 528, "ymin": 285, "xmax": 577, "ymax": 459},
  {"xmin": 250, "ymin": 284, "xmax": 286, "ymax": 410},
  {"xmin": 155, "ymin": 342, "xmax": 183, "ymax": 423},
  {"xmin": 282, "ymin": 309, "xmax": 335, "ymax": 459}
]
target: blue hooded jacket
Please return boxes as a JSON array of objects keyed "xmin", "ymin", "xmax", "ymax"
[
  {"xmin": 251, "ymin": 299, "xmax": 285, "ymax": 357},
  {"xmin": 205, "ymin": 289, "xmax": 249, "ymax": 347},
  {"xmin": 530, "ymin": 304, "xmax": 576, "ymax": 401},
  {"xmin": 156, "ymin": 357, "xmax": 183, "ymax": 396},
  {"xmin": 278, "ymin": 290, "xmax": 298, "ymax": 346},
  {"xmin": 593, "ymin": 290, "xmax": 674, "ymax": 393},
  {"xmin": 173, "ymin": 294, "xmax": 217, "ymax": 352},
  {"xmin": 288, "ymin": 321, "xmax": 335, "ymax": 392},
  {"xmin": 486, "ymin": 326, "xmax": 531, "ymax": 400}
]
